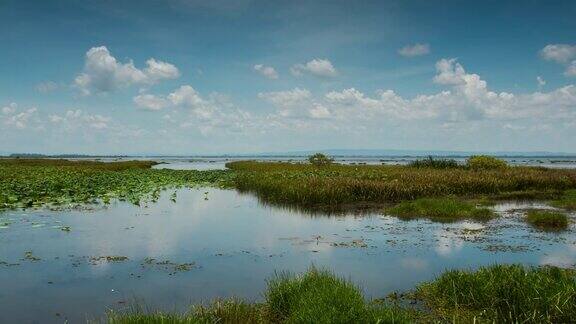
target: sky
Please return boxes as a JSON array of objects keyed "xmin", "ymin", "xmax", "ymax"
[{"xmin": 1, "ymin": 0, "xmax": 576, "ymax": 155}]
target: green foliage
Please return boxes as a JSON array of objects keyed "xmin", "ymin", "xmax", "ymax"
[
  {"xmin": 417, "ymin": 264, "xmax": 576, "ymax": 323},
  {"xmin": 408, "ymin": 156, "xmax": 458, "ymax": 169},
  {"xmin": 466, "ymin": 155, "xmax": 508, "ymax": 170},
  {"xmin": 226, "ymin": 161, "xmax": 576, "ymax": 207},
  {"xmin": 307, "ymin": 153, "xmax": 334, "ymax": 167},
  {"xmin": 0, "ymin": 159, "xmax": 233, "ymax": 210},
  {"xmin": 265, "ymin": 268, "xmax": 411, "ymax": 323},
  {"xmin": 525, "ymin": 209, "xmax": 569, "ymax": 230},
  {"xmin": 551, "ymin": 189, "xmax": 576, "ymax": 210},
  {"xmin": 387, "ymin": 198, "xmax": 495, "ymax": 222}
]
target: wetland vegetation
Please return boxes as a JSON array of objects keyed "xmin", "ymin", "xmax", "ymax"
[
  {"xmin": 0, "ymin": 158, "xmax": 233, "ymax": 210},
  {"xmin": 525, "ymin": 209, "xmax": 569, "ymax": 230},
  {"xmin": 227, "ymin": 158, "xmax": 576, "ymax": 209},
  {"xmin": 105, "ymin": 265, "xmax": 576, "ymax": 324},
  {"xmin": 387, "ymin": 198, "xmax": 495, "ymax": 222}
]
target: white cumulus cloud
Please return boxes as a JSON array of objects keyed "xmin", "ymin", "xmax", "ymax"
[
  {"xmin": 290, "ymin": 59, "xmax": 338, "ymax": 78},
  {"xmin": 74, "ymin": 46, "xmax": 180, "ymax": 95},
  {"xmin": 253, "ymin": 64, "xmax": 279, "ymax": 79},
  {"xmin": 540, "ymin": 44, "xmax": 576, "ymax": 78},
  {"xmin": 540, "ymin": 44, "xmax": 576, "ymax": 63}
]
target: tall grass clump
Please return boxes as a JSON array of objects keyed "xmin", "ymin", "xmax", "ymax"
[
  {"xmin": 387, "ymin": 198, "xmax": 495, "ymax": 222},
  {"xmin": 265, "ymin": 267, "xmax": 411, "ymax": 323},
  {"xmin": 525, "ymin": 209, "xmax": 569, "ymax": 230},
  {"xmin": 551, "ymin": 189, "xmax": 576, "ymax": 210},
  {"xmin": 417, "ymin": 264, "xmax": 576, "ymax": 323},
  {"xmin": 409, "ymin": 156, "xmax": 458, "ymax": 169},
  {"xmin": 466, "ymin": 155, "xmax": 508, "ymax": 170}
]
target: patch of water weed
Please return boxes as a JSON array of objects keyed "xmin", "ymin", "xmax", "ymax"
[
  {"xmin": 22, "ymin": 251, "xmax": 41, "ymax": 262},
  {"xmin": 90, "ymin": 256, "xmax": 129, "ymax": 263},
  {"xmin": 0, "ymin": 158, "xmax": 233, "ymax": 211},
  {"xmin": 525, "ymin": 209, "xmax": 569, "ymax": 231},
  {"xmin": 386, "ymin": 198, "xmax": 496, "ymax": 222},
  {"xmin": 416, "ymin": 264, "xmax": 576, "ymax": 323},
  {"xmin": 141, "ymin": 257, "xmax": 196, "ymax": 275}
]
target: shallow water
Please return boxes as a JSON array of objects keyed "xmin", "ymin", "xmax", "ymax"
[{"xmin": 0, "ymin": 189, "xmax": 575, "ymax": 324}]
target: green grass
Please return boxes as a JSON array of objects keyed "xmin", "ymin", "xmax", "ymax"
[
  {"xmin": 416, "ymin": 264, "xmax": 576, "ymax": 323},
  {"xmin": 227, "ymin": 161, "xmax": 576, "ymax": 208},
  {"xmin": 265, "ymin": 267, "xmax": 412, "ymax": 323},
  {"xmin": 386, "ymin": 198, "xmax": 495, "ymax": 222},
  {"xmin": 105, "ymin": 265, "xmax": 576, "ymax": 324},
  {"xmin": 525, "ymin": 209, "xmax": 569, "ymax": 230},
  {"xmin": 551, "ymin": 189, "xmax": 576, "ymax": 210},
  {"xmin": 103, "ymin": 267, "xmax": 413, "ymax": 324},
  {"xmin": 106, "ymin": 299, "xmax": 264, "ymax": 324},
  {"xmin": 0, "ymin": 159, "xmax": 233, "ymax": 210}
]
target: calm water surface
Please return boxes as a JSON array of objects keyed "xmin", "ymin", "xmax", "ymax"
[{"xmin": 1, "ymin": 188, "xmax": 575, "ymax": 323}]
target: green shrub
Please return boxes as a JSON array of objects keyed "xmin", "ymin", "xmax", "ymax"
[
  {"xmin": 525, "ymin": 209, "xmax": 569, "ymax": 230},
  {"xmin": 417, "ymin": 264, "xmax": 576, "ymax": 323},
  {"xmin": 466, "ymin": 155, "xmax": 508, "ymax": 170},
  {"xmin": 387, "ymin": 198, "xmax": 495, "ymax": 222},
  {"xmin": 307, "ymin": 153, "xmax": 333, "ymax": 167},
  {"xmin": 409, "ymin": 156, "xmax": 459, "ymax": 169}
]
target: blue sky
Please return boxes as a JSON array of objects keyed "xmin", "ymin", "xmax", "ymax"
[{"xmin": 1, "ymin": 0, "xmax": 575, "ymax": 154}]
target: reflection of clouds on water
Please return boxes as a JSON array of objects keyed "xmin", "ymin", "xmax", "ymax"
[
  {"xmin": 434, "ymin": 228, "xmax": 464, "ymax": 257},
  {"xmin": 540, "ymin": 254, "xmax": 575, "ymax": 268},
  {"xmin": 400, "ymin": 257, "xmax": 428, "ymax": 271},
  {"xmin": 540, "ymin": 244, "xmax": 576, "ymax": 267}
]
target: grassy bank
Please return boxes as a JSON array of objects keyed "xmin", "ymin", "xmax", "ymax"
[
  {"xmin": 104, "ymin": 265, "xmax": 576, "ymax": 324},
  {"xmin": 227, "ymin": 161, "xmax": 576, "ymax": 208},
  {"xmin": 0, "ymin": 159, "xmax": 233, "ymax": 210},
  {"xmin": 417, "ymin": 264, "xmax": 576, "ymax": 323}
]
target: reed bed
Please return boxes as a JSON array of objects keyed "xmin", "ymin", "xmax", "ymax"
[{"xmin": 227, "ymin": 161, "xmax": 576, "ymax": 207}]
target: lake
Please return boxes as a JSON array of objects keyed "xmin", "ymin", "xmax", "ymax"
[{"xmin": 1, "ymin": 183, "xmax": 575, "ymax": 323}]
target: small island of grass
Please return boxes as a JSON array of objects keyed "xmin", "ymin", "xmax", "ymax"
[
  {"xmin": 386, "ymin": 198, "xmax": 495, "ymax": 222},
  {"xmin": 525, "ymin": 209, "xmax": 569, "ymax": 230}
]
